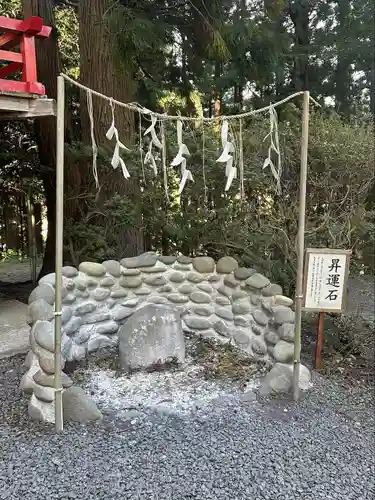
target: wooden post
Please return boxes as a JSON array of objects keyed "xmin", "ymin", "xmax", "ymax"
[
  {"xmin": 54, "ymin": 75, "xmax": 65, "ymax": 433},
  {"xmin": 314, "ymin": 311, "xmax": 325, "ymax": 369},
  {"xmin": 26, "ymin": 186, "xmax": 37, "ymax": 286},
  {"xmin": 292, "ymin": 90, "xmax": 310, "ymax": 402}
]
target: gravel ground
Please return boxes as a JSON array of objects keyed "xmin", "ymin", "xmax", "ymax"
[{"xmin": 0, "ymin": 353, "xmax": 374, "ymax": 500}]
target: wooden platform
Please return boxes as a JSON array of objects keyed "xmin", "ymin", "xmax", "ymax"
[{"xmin": 0, "ymin": 90, "xmax": 55, "ymax": 120}]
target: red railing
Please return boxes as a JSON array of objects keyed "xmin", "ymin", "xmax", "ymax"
[{"xmin": 0, "ymin": 16, "xmax": 51, "ymax": 95}]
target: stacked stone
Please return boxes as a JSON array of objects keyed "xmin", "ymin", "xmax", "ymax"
[{"xmin": 23, "ymin": 252, "xmax": 300, "ymax": 421}]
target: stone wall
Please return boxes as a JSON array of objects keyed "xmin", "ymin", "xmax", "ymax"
[{"xmin": 21, "ymin": 253, "xmax": 299, "ymax": 423}]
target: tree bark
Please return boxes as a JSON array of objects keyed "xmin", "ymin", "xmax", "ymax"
[
  {"xmin": 334, "ymin": 0, "xmax": 352, "ymax": 116},
  {"xmin": 288, "ymin": 0, "xmax": 310, "ymax": 91}
]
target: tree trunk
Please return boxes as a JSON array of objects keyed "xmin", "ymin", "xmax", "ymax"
[
  {"xmin": 78, "ymin": 0, "xmax": 144, "ymax": 259},
  {"xmin": 288, "ymin": 0, "xmax": 309, "ymax": 91},
  {"xmin": 335, "ymin": 0, "xmax": 352, "ymax": 116}
]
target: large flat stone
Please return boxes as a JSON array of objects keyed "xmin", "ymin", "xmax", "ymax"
[{"xmin": 0, "ymin": 300, "xmax": 31, "ymax": 359}]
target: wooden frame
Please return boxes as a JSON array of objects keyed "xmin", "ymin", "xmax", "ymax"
[
  {"xmin": 302, "ymin": 248, "xmax": 352, "ymax": 313},
  {"xmin": 0, "ymin": 91, "xmax": 55, "ymax": 120}
]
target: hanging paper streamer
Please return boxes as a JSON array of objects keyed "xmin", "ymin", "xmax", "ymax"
[
  {"xmin": 216, "ymin": 120, "xmax": 236, "ymax": 191},
  {"xmin": 106, "ymin": 99, "xmax": 130, "ymax": 179},
  {"xmin": 86, "ymin": 91, "xmax": 99, "ymax": 188},
  {"xmin": 160, "ymin": 120, "xmax": 169, "ymax": 201},
  {"xmin": 262, "ymin": 105, "xmax": 282, "ymax": 193},
  {"xmin": 170, "ymin": 119, "xmax": 193, "ymax": 194},
  {"xmin": 239, "ymin": 118, "xmax": 245, "ymax": 200},
  {"xmin": 143, "ymin": 115, "xmax": 162, "ymax": 176}
]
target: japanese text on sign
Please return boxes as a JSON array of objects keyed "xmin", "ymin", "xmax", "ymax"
[{"xmin": 304, "ymin": 250, "xmax": 350, "ymax": 312}]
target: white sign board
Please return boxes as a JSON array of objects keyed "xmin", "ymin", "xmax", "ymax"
[{"xmin": 303, "ymin": 248, "xmax": 351, "ymax": 313}]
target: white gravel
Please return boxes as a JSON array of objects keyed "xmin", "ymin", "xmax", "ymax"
[{"xmin": 0, "ymin": 354, "xmax": 374, "ymax": 500}]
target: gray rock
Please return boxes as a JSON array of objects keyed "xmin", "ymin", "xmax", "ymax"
[
  {"xmin": 217, "ymin": 285, "xmax": 233, "ymax": 298},
  {"xmin": 158, "ymin": 255, "xmax": 177, "ymax": 265},
  {"xmin": 192, "ymin": 256, "xmax": 215, "ymax": 274},
  {"xmin": 96, "ymin": 321, "xmax": 119, "ymax": 335},
  {"xmin": 63, "ymin": 317, "xmax": 83, "ymax": 336},
  {"xmin": 265, "ymin": 329, "xmax": 280, "ymax": 345},
  {"xmin": 208, "ymin": 274, "xmax": 221, "ymax": 283},
  {"xmin": 258, "ymin": 362, "xmax": 311, "ymax": 396},
  {"xmin": 252, "ymin": 323, "xmax": 264, "ymax": 335},
  {"xmin": 67, "ymin": 343, "xmax": 87, "ymax": 362},
  {"xmin": 194, "ymin": 306, "xmax": 213, "ymax": 317},
  {"xmin": 190, "ymin": 291, "xmax": 211, "ymax": 304},
  {"xmin": 102, "ymin": 260, "xmax": 121, "ymax": 277},
  {"xmin": 197, "ymin": 283, "xmax": 214, "ymax": 294},
  {"xmin": 35, "ymin": 344, "xmax": 64, "ymax": 375},
  {"xmin": 173, "ymin": 264, "xmax": 192, "ymax": 271},
  {"xmin": 33, "ymin": 369, "xmax": 73, "ymax": 388},
  {"xmin": 158, "ymin": 285, "xmax": 174, "ymax": 293},
  {"xmin": 273, "ymin": 306, "xmax": 295, "ymax": 325},
  {"xmin": 38, "ymin": 273, "xmax": 56, "ymax": 287},
  {"xmin": 215, "ymin": 306, "xmax": 234, "ymax": 321},
  {"xmin": 100, "ymin": 276, "xmax": 116, "ymax": 287},
  {"xmin": 62, "ymin": 293, "xmax": 76, "ymax": 305},
  {"xmin": 275, "ymin": 295, "xmax": 294, "ymax": 307},
  {"xmin": 139, "ymin": 264, "xmax": 167, "ymax": 274},
  {"xmin": 216, "ymin": 296, "xmax": 231, "ymax": 306},
  {"xmin": 111, "ymin": 305, "xmax": 133, "ymax": 321},
  {"xmin": 88, "ymin": 333, "xmax": 116, "ymax": 353},
  {"xmin": 278, "ymin": 323, "xmax": 295, "ymax": 342},
  {"xmin": 233, "ymin": 331, "xmax": 251, "ymax": 346},
  {"xmin": 74, "ymin": 324, "xmax": 95, "ymax": 344},
  {"xmin": 79, "ymin": 262, "xmax": 106, "ymax": 277},
  {"xmin": 273, "ymin": 340, "xmax": 295, "ymax": 363},
  {"xmin": 134, "ymin": 287, "xmax": 151, "ymax": 296},
  {"xmin": 179, "ymin": 284, "xmax": 194, "ymax": 295},
  {"xmin": 216, "ymin": 256, "xmax": 238, "ymax": 274},
  {"xmin": 234, "ymin": 267, "xmax": 256, "ymax": 280},
  {"xmin": 250, "ymin": 294, "xmax": 262, "ymax": 306},
  {"xmin": 33, "ymin": 320, "xmax": 55, "ymax": 352},
  {"xmin": 121, "ymin": 254, "xmax": 157, "ymax": 268},
  {"xmin": 169, "ymin": 271, "xmax": 186, "ymax": 283},
  {"xmin": 250, "ymin": 337, "xmax": 267, "ymax": 355},
  {"xmin": 62, "ymin": 266, "xmax": 79, "ymax": 278},
  {"xmin": 119, "ymin": 276, "xmax": 142, "ymax": 288},
  {"xmin": 75, "ymin": 290, "xmax": 89, "ymax": 299},
  {"xmin": 245, "ymin": 273, "xmax": 270, "ymax": 290},
  {"xmin": 91, "ymin": 287, "xmax": 110, "ymax": 301},
  {"xmin": 122, "ymin": 298, "xmax": 140, "ymax": 308},
  {"xmin": 34, "ymin": 384, "xmax": 55, "ymax": 403},
  {"xmin": 232, "ymin": 290, "xmax": 249, "ymax": 301},
  {"xmin": 232, "ymin": 301, "xmax": 251, "ymax": 315},
  {"xmin": 29, "ymin": 299, "xmax": 54, "ymax": 323},
  {"xmin": 184, "ymin": 316, "xmax": 212, "ymax": 330},
  {"xmin": 213, "ymin": 320, "xmax": 230, "ymax": 336},
  {"xmin": 118, "ymin": 304, "xmax": 185, "ymax": 371},
  {"xmin": 28, "ymin": 283, "xmax": 55, "ymax": 306},
  {"xmin": 63, "ymin": 386, "xmax": 102, "ymax": 423},
  {"xmin": 143, "ymin": 276, "xmax": 167, "ymax": 286},
  {"xmin": 121, "ymin": 268, "xmax": 141, "ymax": 276},
  {"xmin": 223, "ymin": 275, "xmax": 238, "ymax": 289},
  {"xmin": 260, "ymin": 297, "xmax": 275, "ymax": 314},
  {"xmin": 234, "ymin": 316, "xmax": 252, "ymax": 327},
  {"xmin": 167, "ymin": 293, "xmax": 189, "ymax": 304},
  {"xmin": 75, "ymin": 277, "xmax": 87, "ymax": 291},
  {"xmin": 262, "ymin": 283, "xmax": 283, "ymax": 297},
  {"xmin": 177, "ymin": 255, "xmax": 193, "ymax": 264},
  {"xmin": 28, "ymin": 394, "xmax": 55, "ymax": 423},
  {"xmin": 74, "ymin": 302, "xmax": 97, "ymax": 316},
  {"xmin": 147, "ymin": 296, "xmax": 169, "ymax": 304},
  {"xmin": 110, "ymin": 287, "xmax": 128, "ymax": 298},
  {"xmin": 187, "ymin": 272, "xmax": 204, "ymax": 284},
  {"xmin": 84, "ymin": 311, "xmax": 111, "ymax": 324},
  {"xmin": 61, "ymin": 336, "xmax": 73, "ymax": 359},
  {"xmin": 252, "ymin": 310, "xmax": 268, "ymax": 326}
]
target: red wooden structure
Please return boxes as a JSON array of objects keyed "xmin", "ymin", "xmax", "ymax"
[{"xmin": 0, "ymin": 16, "xmax": 52, "ymax": 95}]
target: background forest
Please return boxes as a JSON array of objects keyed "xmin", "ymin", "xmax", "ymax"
[{"xmin": 0, "ymin": 0, "xmax": 374, "ymax": 297}]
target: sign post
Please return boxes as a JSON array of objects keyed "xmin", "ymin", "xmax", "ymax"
[{"xmin": 302, "ymin": 248, "xmax": 351, "ymax": 369}]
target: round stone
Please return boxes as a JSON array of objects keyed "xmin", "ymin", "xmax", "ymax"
[
  {"xmin": 252, "ymin": 324, "xmax": 264, "ymax": 335},
  {"xmin": 100, "ymin": 277, "xmax": 116, "ymax": 287},
  {"xmin": 33, "ymin": 370, "xmax": 73, "ymax": 389},
  {"xmin": 75, "ymin": 290, "xmax": 89, "ymax": 299},
  {"xmin": 121, "ymin": 298, "xmax": 140, "ymax": 308},
  {"xmin": 74, "ymin": 302, "xmax": 97, "ymax": 316},
  {"xmin": 75, "ymin": 277, "xmax": 87, "ymax": 291},
  {"xmin": 174, "ymin": 264, "xmax": 192, "ymax": 271},
  {"xmin": 192, "ymin": 256, "xmax": 215, "ymax": 274},
  {"xmin": 134, "ymin": 288, "xmax": 151, "ymax": 296},
  {"xmin": 179, "ymin": 284, "xmax": 194, "ymax": 295},
  {"xmin": 62, "ymin": 293, "xmax": 76, "ymax": 305},
  {"xmin": 32, "ymin": 321, "xmax": 54, "ymax": 352},
  {"xmin": 158, "ymin": 285, "xmax": 174, "ymax": 293},
  {"xmin": 197, "ymin": 283, "xmax": 214, "ymax": 294},
  {"xmin": 262, "ymin": 283, "xmax": 283, "ymax": 297},
  {"xmin": 29, "ymin": 299, "xmax": 54, "ymax": 323},
  {"xmin": 112, "ymin": 306, "xmax": 133, "ymax": 321},
  {"xmin": 121, "ymin": 268, "xmax": 141, "ymax": 276},
  {"xmin": 119, "ymin": 276, "xmax": 142, "ymax": 289},
  {"xmin": 169, "ymin": 272, "xmax": 186, "ymax": 283},
  {"xmin": 278, "ymin": 323, "xmax": 295, "ymax": 342},
  {"xmin": 91, "ymin": 287, "xmax": 110, "ymax": 301},
  {"xmin": 234, "ymin": 316, "xmax": 251, "ymax": 327},
  {"xmin": 139, "ymin": 264, "xmax": 167, "ymax": 274},
  {"xmin": 184, "ymin": 316, "xmax": 212, "ymax": 330},
  {"xmin": 273, "ymin": 306, "xmax": 295, "ymax": 325},
  {"xmin": 147, "ymin": 296, "xmax": 169, "ymax": 304},
  {"xmin": 86, "ymin": 278, "xmax": 99, "ymax": 289},
  {"xmin": 273, "ymin": 340, "xmax": 294, "ymax": 363},
  {"xmin": 102, "ymin": 260, "xmax": 121, "ymax": 277},
  {"xmin": 96, "ymin": 321, "xmax": 119, "ymax": 335},
  {"xmin": 190, "ymin": 292, "xmax": 211, "ymax": 304},
  {"xmin": 159, "ymin": 255, "xmax": 177, "ymax": 265},
  {"xmin": 216, "ymin": 296, "xmax": 231, "ymax": 306},
  {"xmin": 35, "ymin": 344, "xmax": 65, "ymax": 375},
  {"xmin": 234, "ymin": 267, "xmax": 256, "ymax": 280},
  {"xmin": 84, "ymin": 311, "xmax": 111, "ymax": 324},
  {"xmin": 251, "ymin": 337, "xmax": 267, "ymax": 355},
  {"xmin": 223, "ymin": 275, "xmax": 238, "ymax": 289},
  {"xmin": 232, "ymin": 290, "xmax": 249, "ymax": 301},
  {"xmin": 265, "ymin": 329, "xmax": 280, "ymax": 345},
  {"xmin": 177, "ymin": 255, "xmax": 193, "ymax": 264},
  {"xmin": 144, "ymin": 276, "xmax": 167, "ymax": 286},
  {"xmin": 208, "ymin": 275, "xmax": 221, "ymax": 283},
  {"xmin": 39, "ymin": 273, "xmax": 56, "ymax": 288},
  {"xmin": 61, "ymin": 307, "xmax": 73, "ymax": 325},
  {"xmin": 252, "ymin": 310, "xmax": 268, "ymax": 326},
  {"xmin": 34, "ymin": 384, "xmax": 55, "ymax": 403},
  {"xmin": 217, "ymin": 286, "xmax": 233, "ymax": 298},
  {"xmin": 62, "ymin": 266, "xmax": 79, "ymax": 278},
  {"xmin": 233, "ymin": 331, "xmax": 250, "ymax": 346},
  {"xmin": 28, "ymin": 283, "xmax": 55, "ymax": 306},
  {"xmin": 275, "ymin": 295, "xmax": 294, "ymax": 307},
  {"xmin": 215, "ymin": 306, "xmax": 234, "ymax": 321},
  {"xmin": 167, "ymin": 293, "xmax": 189, "ymax": 304},
  {"xmin": 194, "ymin": 306, "xmax": 213, "ymax": 317},
  {"xmin": 74, "ymin": 324, "xmax": 95, "ymax": 344},
  {"xmin": 187, "ymin": 272, "xmax": 204, "ymax": 284},
  {"xmin": 216, "ymin": 256, "xmax": 238, "ymax": 274},
  {"xmin": 251, "ymin": 294, "xmax": 262, "ymax": 306},
  {"xmin": 78, "ymin": 262, "xmax": 106, "ymax": 277},
  {"xmin": 213, "ymin": 320, "xmax": 230, "ymax": 336},
  {"xmin": 110, "ymin": 288, "xmax": 128, "ymax": 298},
  {"xmin": 232, "ymin": 301, "xmax": 251, "ymax": 315},
  {"xmin": 245, "ymin": 273, "xmax": 270, "ymax": 290},
  {"xmin": 63, "ymin": 317, "xmax": 83, "ymax": 336},
  {"xmin": 121, "ymin": 254, "xmax": 157, "ymax": 268}
]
